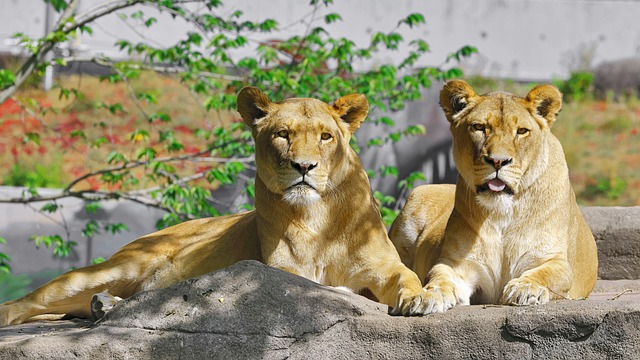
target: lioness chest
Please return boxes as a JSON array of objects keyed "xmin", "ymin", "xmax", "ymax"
[
  {"xmin": 469, "ymin": 209, "xmax": 564, "ymax": 304},
  {"xmin": 261, "ymin": 209, "xmax": 358, "ymax": 287}
]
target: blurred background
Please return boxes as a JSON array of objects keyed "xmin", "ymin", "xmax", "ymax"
[{"xmin": 0, "ymin": 0, "xmax": 638, "ymax": 301}]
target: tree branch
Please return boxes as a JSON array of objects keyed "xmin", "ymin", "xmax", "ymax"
[
  {"xmin": 63, "ymin": 148, "xmax": 253, "ymax": 193},
  {"xmin": 0, "ymin": 0, "xmax": 210, "ymax": 104}
]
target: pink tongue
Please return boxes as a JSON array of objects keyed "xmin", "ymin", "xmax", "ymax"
[{"xmin": 487, "ymin": 179, "xmax": 506, "ymax": 192}]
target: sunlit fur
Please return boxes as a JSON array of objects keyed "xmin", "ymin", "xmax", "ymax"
[
  {"xmin": 389, "ymin": 80, "xmax": 598, "ymax": 314},
  {"xmin": 0, "ymin": 87, "xmax": 430, "ymax": 326}
]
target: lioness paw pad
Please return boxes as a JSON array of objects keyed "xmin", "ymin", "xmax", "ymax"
[
  {"xmin": 390, "ymin": 292, "xmax": 426, "ymax": 316},
  {"xmin": 501, "ymin": 278, "xmax": 550, "ymax": 306},
  {"xmin": 91, "ymin": 291, "xmax": 123, "ymax": 321},
  {"xmin": 422, "ymin": 287, "xmax": 456, "ymax": 314}
]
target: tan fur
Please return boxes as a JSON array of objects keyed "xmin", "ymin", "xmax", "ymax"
[
  {"xmin": 390, "ymin": 80, "xmax": 598, "ymax": 313},
  {"xmin": 0, "ymin": 88, "xmax": 429, "ymax": 326}
]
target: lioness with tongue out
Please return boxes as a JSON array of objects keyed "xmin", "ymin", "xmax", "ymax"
[{"xmin": 389, "ymin": 80, "xmax": 598, "ymax": 313}]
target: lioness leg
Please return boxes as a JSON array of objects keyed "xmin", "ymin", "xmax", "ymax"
[
  {"xmin": 501, "ymin": 256, "xmax": 572, "ymax": 305},
  {"xmin": 0, "ymin": 260, "xmax": 145, "ymax": 326},
  {"xmin": 354, "ymin": 260, "xmax": 427, "ymax": 316},
  {"xmin": 421, "ymin": 261, "xmax": 480, "ymax": 313}
]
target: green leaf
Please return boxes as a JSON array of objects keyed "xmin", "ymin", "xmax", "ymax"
[
  {"xmin": 22, "ymin": 133, "xmax": 40, "ymax": 145},
  {"xmin": 91, "ymin": 257, "xmax": 106, "ymax": 265},
  {"xmin": 0, "ymin": 253, "xmax": 10, "ymax": 274},
  {"xmin": 131, "ymin": 10, "xmax": 144, "ymax": 20},
  {"xmin": 81, "ymin": 220, "xmax": 100, "ymax": 238},
  {"xmin": 0, "ymin": 237, "xmax": 6, "ymax": 244},
  {"xmin": 324, "ymin": 13, "xmax": 342, "ymax": 24},
  {"xmin": 367, "ymin": 138, "xmax": 384, "ymax": 147},
  {"xmin": 84, "ymin": 202, "xmax": 103, "ymax": 214},
  {"xmin": 379, "ymin": 206, "xmax": 399, "ymax": 227},
  {"xmin": 404, "ymin": 124, "xmax": 427, "ymax": 136},
  {"xmin": 30, "ymin": 235, "xmax": 61, "ymax": 250},
  {"xmin": 366, "ymin": 169, "xmax": 376, "ymax": 179},
  {"xmin": 0, "ymin": 69, "xmax": 16, "ymax": 89},
  {"xmin": 446, "ymin": 45, "xmax": 478, "ymax": 62},
  {"xmin": 145, "ymin": 18, "xmax": 158, "ymax": 27},
  {"xmin": 149, "ymin": 112, "xmax": 171, "ymax": 123},
  {"xmin": 377, "ymin": 116, "xmax": 395, "ymax": 127},
  {"xmin": 54, "ymin": 240, "xmax": 77, "ymax": 258},
  {"xmin": 92, "ymin": 136, "xmax": 109, "ymax": 148},
  {"xmin": 245, "ymin": 180, "xmax": 255, "ymax": 198},
  {"xmin": 70, "ymin": 130, "xmax": 87, "ymax": 139},
  {"xmin": 79, "ymin": 25, "xmax": 93, "ymax": 35},
  {"xmin": 398, "ymin": 171, "xmax": 427, "ymax": 190},
  {"xmin": 380, "ymin": 165, "xmax": 398, "ymax": 178},
  {"xmin": 45, "ymin": 0, "xmax": 68, "ymax": 12},
  {"xmin": 388, "ymin": 131, "xmax": 402, "ymax": 143},
  {"xmin": 106, "ymin": 151, "xmax": 126, "ymax": 164},
  {"xmin": 373, "ymin": 191, "xmax": 396, "ymax": 206},
  {"xmin": 167, "ymin": 141, "xmax": 184, "ymax": 153},
  {"xmin": 259, "ymin": 19, "xmax": 278, "ymax": 32},
  {"xmin": 135, "ymin": 147, "xmax": 157, "ymax": 160},
  {"xmin": 399, "ymin": 13, "xmax": 425, "ymax": 28},
  {"xmin": 41, "ymin": 202, "xmax": 59, "ymax": 213},
  {"xmin": 104, "ymin": 223, "xmax": 129, "ymax": 235}
]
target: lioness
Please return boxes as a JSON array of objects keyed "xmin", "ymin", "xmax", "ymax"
[
  {"xmin": 390, "ymin": 80, "xmax": 598, "ymax": 313},
  {"xmin": 0, "ymin": 87, "xmax": 428, "ymax": 326}
]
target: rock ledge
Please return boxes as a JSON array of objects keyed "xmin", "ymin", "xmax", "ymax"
[{"xmin": 1, "ymin": 260, "xmax": 639, "ymax": 359}]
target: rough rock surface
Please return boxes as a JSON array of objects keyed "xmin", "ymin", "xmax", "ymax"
[
  {"xmin": 1, "ymin": 206, "xmax": 639, "ymax": 359},
  {"xmin": 583, "ymin": 207, "xmax": 640, "ymax": 279},
  {"xmin": 1, "ymin": 261, "xmax": 640, "ymax": 359}
]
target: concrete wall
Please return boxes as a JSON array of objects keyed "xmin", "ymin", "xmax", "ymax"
[{"xmin": 1, "ymin": 0, "xmax": 640, "ymax": 81}]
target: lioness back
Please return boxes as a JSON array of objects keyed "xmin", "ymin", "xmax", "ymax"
[{"xmin": 390, "ymin": 80, "xmax": 598, "ymax": 314}]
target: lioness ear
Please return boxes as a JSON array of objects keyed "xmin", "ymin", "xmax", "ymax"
[
  {"xmin": 526, "ymin": 84, "xmax": 563, "ymax": 127},
  {"xmin": 439, "ymin": 80, "xmax": 478, "ymax": 122},
  {"xmin": 333, "ymin": 94, "xmax": 369, "ymax": 133},
  {"xmin": 237, "ymin": 86, "xmax": 272, "ymax": 129}
]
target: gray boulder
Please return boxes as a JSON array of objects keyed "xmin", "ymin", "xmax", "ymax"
[{"xmin": 583, "ymin": 206, "xmax": 640, "ymax": 280}]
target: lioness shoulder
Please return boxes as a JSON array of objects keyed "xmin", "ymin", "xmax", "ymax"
[{"xmin": 390, "ymin": 80, "xmax": 598, "ymax": 313}]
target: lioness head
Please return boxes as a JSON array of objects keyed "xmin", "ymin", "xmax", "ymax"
[
  {"xmin": 237, "ymin": 87, "xmax": 369, "ymax": 205},
  {"xmin": 440, "ymin": 80, "xmax": 563, "ymax": 208}
]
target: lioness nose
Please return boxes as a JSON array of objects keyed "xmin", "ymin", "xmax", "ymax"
[
  {"xmin": 291, "ymin": 161, "xmax": 318, "ymax": 175},
  {"xmin": 484, "ymin": 156, "xmax": 512, "ymax": 170}
]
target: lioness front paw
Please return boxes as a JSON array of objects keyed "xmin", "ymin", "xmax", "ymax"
[
  {"xmin": 389, "ymin": 290, "xmax": 427, "ymax": 316},
  {"xmin": 501, "ymin": 278, "xmax": 550, "ymax": 306},
  {"xmin": 421, "ymin": 286, "xmax": 457, "ymax": 314}
]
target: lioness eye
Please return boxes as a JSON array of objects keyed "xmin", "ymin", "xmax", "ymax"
[
  {"xmin": 517, "ymin": 128, "xmax": 529, "ymax": 135},
  {"xmin": 276, "ymin": 130, "xmax": 289, "ymax": 138},
  {"xmin": 472, "ymin": 124, "xmax": 485, "ymax": 132},
  {"xmin": 321, "ymin": 132, "xmax": 332, "ymax": 141}
]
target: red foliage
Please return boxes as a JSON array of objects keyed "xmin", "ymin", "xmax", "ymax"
[
  {"xmin": 174, "ymin": 125, "xmax": 192, "ymax": 134},
  {"xmin": 184, "ymin": 145, "xmax": 200, "ymax": 154},
  {"xmin": 105, "ymin": 134, "xmax": 120, "ymax": 144},
  {"xmin": 0, "ymin": 99, "xmax": 22, "ymax": 115},
  {"xmin": 592, "ymin": 101, "xmax": 607, "ymax": 112}
]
